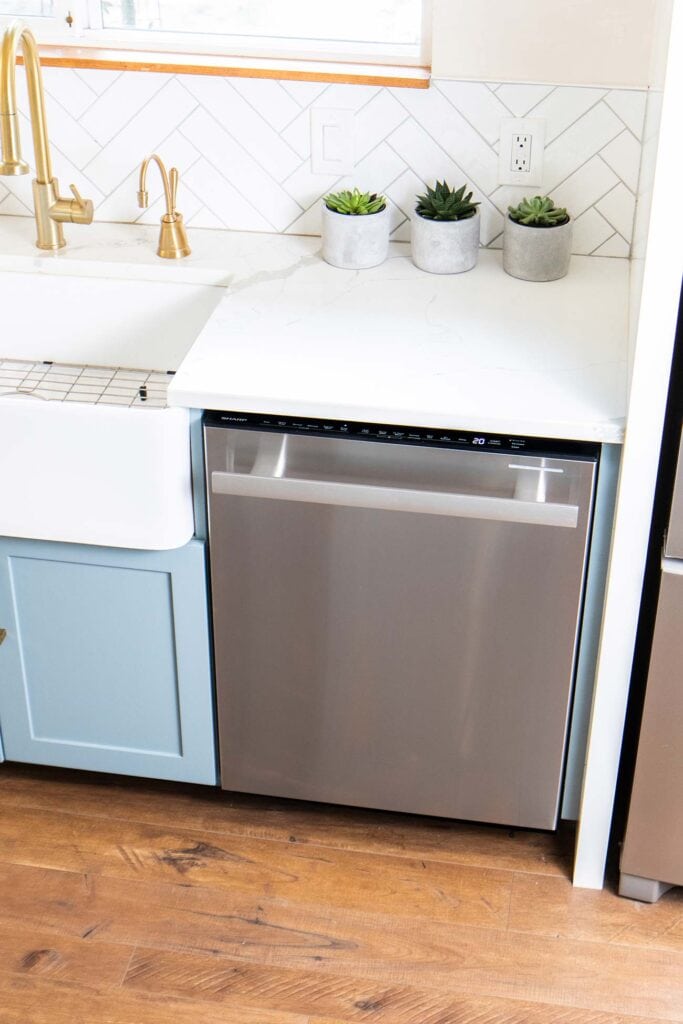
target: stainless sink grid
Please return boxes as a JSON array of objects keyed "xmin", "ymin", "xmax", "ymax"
[{"xmin": 0, "ymin": 359, "xmax": 173, "ymax": 408}]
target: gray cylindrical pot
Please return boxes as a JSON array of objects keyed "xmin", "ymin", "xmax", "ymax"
[
  {"xmin": 321, "ymin": 203, "xmax": 390, "ymax": 269},
  {"xmin": 411, "ymin": 210, "xmax": 480, "ymax": 274},
  {"xmin": 503, "ymin": 216, "xmax": 573, "ymax": 282}
]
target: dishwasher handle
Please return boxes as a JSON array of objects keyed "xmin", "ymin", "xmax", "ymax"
[{"xmin": 211, "ymin": 470, "xmax": 579, "ymax": 528}]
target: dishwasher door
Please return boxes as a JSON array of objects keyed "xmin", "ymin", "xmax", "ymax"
[{"xmin": 205, "ymin": 423, "xmax": 597, "ymax": 829}]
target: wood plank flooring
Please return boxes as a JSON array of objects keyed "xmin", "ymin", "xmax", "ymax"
[{"xmin": 0, "ymin": 764, "xmax": 681, "ymax": 1024}]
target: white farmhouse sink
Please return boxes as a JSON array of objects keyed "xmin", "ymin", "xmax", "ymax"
[{"xmin": 0, "ymin": 269, "xmax": 224, "ymax": 550}]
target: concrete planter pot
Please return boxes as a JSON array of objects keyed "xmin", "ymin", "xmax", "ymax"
[
  {"xmin": 503, "ymin": 216, "xmax": 573, "ymax": 282},
  {"xmin": 321, "ymin": 203, "xmax": 390, "ymax": 269},
  {"xmin": 411, "ymin": 211, "xmax": 480, "ymax": 274}
]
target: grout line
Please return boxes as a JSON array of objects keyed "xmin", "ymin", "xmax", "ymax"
[
  {"xmin": 81, "ymin": 77, "xmax": 189, "ymax": 175},
  {"xmin": 588, "ymin": 230, "xmax": 617, "ymax": 256},
  {"xmin": 385, "ymin": 133, "xmax": 489, "ymax": 206},
  {"xmin": 219, "ymin": 77, "xmax": 303, "ymax": 168},
  {"xmin": 590, "ymin": 185, "xmax": 632, "ymax": 240},
  {"xmin": 598, "ymin": 143, "xmax": 638, "ymax": 197},
  {"xmin": 42, "ymin": 87, "xmax": 103, "ymax": 150},
  {"xmin": 431, "ymin": 81, "xmax": 502, "ymax": 152},
  {"xmin": 177, "ymin": 125, "xmax": 289, "ymax": 232},
  {"xmin": 543, "ymin": 93, "xmax": 614, "ymax": 149},
  {"xmin": 351, "ymin": 114, "xmax": 411, "ymax": 171},
  {"xmin": 177, "ymin": 105, "xmax": 304, "ymax": 219},
  {"xmin": 279, "ymin": 81, "xmax": 332, "ymax": 131},
  {"xmin": 73, "ymin": 67, "xmax": 123, "ymax": 102},
  {"xmin": 603, "ymin": 96, "xmax": 646, "ymax": 141},
  {"xmin": 514, "ymin": 83, "xmax": 558, "ymax": 119}
]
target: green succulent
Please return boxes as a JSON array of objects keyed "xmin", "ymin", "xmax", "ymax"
[
  {"xmin": 508, "ymin": 195, "xmax": 570, "ymax": 227},
  {"xmin": 415, "ymin": 181, "xmax": 479, "ymax": 222},
  {"xmin": 324, "ymin": 188, "xmax": 386, "ymax": 216}
]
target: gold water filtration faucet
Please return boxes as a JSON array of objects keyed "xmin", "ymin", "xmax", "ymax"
[
  {"xmin": 137, "ymin": 154, "xmax": 191, "ymax": 259},
  {"xmin": 0, "ymin": 20, "xmax": 94, "ymax": 250}
]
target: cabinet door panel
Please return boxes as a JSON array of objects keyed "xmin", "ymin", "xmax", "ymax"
[{"xmin": 0, "ymin": 537, "xmax": 216, "ymax": 784}]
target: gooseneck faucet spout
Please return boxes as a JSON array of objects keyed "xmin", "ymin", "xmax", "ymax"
[
  {"xmin": 138, "ymin": 153, "xmax": 191, "ymax": 259},
  {"xmin": 0, "ymin": 20, "xmax": 94, "ymax": 249}
]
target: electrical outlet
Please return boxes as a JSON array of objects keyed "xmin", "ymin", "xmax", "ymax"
[
  {"xmin": 511, "ymin": 133, "xmax": 532, "ymax": 173},
  {"xmin": 499, "ymin": 118, "xmax": 545, "ymax": 186}
]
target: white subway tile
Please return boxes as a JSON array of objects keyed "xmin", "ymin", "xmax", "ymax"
[
  {"xmin": 543, "ymin": 104, "xmax": 624, "ymax": 192},
  {"xmin": 600, "ymin": 130, "xmax": 641, "ymax": 193},
  {"xmin": 571, "ymin": 207, "xmax": 615, "ymax": 255},
  {"xmin": 182, "ymin": 77, "xmax": 301, "ymax": 181},
  {"xmin": 354, "ymin": 91, "xmax": 407, "ymax": 161},
  {"xmin": 605, "ymin": 90, "xmax": 647, "ymax": 139},
  {"xmin": 596, "ymin": 182, "xmax": 637, "ymax": 242},
  {"xmin": 495, "ymin": 84, "xmax": 554, "ymax": 117},
  {"xmin": 551, "ymin": 156, "xmax": 620, "ymax": 218},
  {"xmin": 280, "ymin": 80, "xmax": 329, "ymax": 107},
  {"xmin": 79, "ymin": 71, "xmax": 170, "ymax": 146},
  {"xmin": 43, "ymin": 68, "xmax": 97, "ymax": 119},
  {"xmin": 84, "ymin": 80, "xmax": 197, "ymax": 194},
  {"xmin": 231, "ymin": 78, "xmax": 302, "ymax": 130},
  {"xmin": 180, "ymin": 108, "xmax": 302, "ymax": 231},
  {"xmin": 183, "ymin": 157, "xmax": 274, "ymax": 233},
  {"xmin": 435, "ymin": 81, "xmax": 511, "ymax": 143},
  {"xmin": 593, "ymin": 233, "xmax": 631, "ymax": 257},
  {"xmin": 530, "ymin": 87, "xmax": 608, "ymax": 143},
  {"xmin": 393, "ymin": 87, "xmax": 499, "ymax": 194}
]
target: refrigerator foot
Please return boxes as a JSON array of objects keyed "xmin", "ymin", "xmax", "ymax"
[{"xmin": 618, "ymin": 872, "xmax": 674, "ymax": 903}]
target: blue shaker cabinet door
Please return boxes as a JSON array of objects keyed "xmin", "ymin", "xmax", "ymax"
[{"xmin": 0, "ymin": 537, "xmax": 216, "ymax": 784}]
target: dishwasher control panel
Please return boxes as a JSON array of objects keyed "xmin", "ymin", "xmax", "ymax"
[{"xmin": 204, "ymin": 410, "xmax": 599, "ymax": 460}]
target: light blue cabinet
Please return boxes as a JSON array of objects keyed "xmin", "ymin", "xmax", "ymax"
[{"xmin": 0, "ymin": 536, "xmax": 216, "ymax": 784}]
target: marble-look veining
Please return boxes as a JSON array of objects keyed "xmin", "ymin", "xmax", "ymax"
[
  {"xmin": 0, "ymin": 217, "xmax": 630, "ymax": 444},
  {"xmin": 168, "ymin": 238, "xmax": 630, "ymax": 444}
]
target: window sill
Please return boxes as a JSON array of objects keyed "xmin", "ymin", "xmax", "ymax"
[{"xmin": 22, "ymin": 45, "xmax": 431, "ymax": 88}]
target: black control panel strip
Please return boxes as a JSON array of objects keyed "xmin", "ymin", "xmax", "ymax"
[{"xmin": 204, "ymin": 410, "xmax": 600, "ymax": 460}]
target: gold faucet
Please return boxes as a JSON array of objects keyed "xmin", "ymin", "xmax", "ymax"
[
  {"xmin": 0, "ymin": 20, "xmax": 94, "ymax": 250},
  {"xmin": 137, "ymin": 154, "xmax": 191, "ymax": 259}
]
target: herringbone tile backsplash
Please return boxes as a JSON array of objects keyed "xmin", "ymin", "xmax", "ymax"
[{"xmin": 1, "ymin": 69, "xmax": 646, "ymax": 256}]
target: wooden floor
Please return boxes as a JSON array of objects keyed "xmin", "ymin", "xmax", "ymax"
[{"xmin": 0, "ymin": 765, "xmax": 681, "ymax": 1024}]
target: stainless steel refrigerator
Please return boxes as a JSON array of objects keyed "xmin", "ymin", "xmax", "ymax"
[{"xmin": 619, "ymin": 428, "xmax": 683, "ymax": 902}]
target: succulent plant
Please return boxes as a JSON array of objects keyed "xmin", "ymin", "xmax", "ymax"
[
  {"xmin": 324, "ymin": 188, "xmax": 386, "ymax": 215},
  {"xmin": 508, "ymin": 195, "xmax": 570, "ymax": 227},
  {"xmin": 415, "ymin": 181, "xmax": 479, "ymax": 222}
]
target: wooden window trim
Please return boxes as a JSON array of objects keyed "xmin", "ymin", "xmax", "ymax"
[{"xmin": 19, "ymin": 45, "xmax": 431, "ymax": 88}]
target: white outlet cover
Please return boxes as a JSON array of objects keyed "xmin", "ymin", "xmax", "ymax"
[
  {"xmin": 498, "ymin": 117, "xmax": 546, "ymax": 186},
  {"xmin": 311, "ymin": 108, "xmax": 354, "ymax": 175}
]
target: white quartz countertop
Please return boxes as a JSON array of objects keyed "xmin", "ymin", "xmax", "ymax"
[
  {"xmin": 0, "ymin": 217, "xmax": 630, "ymax": 442},
  {"xmin": 168, "ymin": 233, "xmax": 630, "ymax": 443}
]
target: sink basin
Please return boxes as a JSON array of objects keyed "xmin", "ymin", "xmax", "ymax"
[{"xmin": 0, "ymin": 269, "xmax": 224, "ymax": 549}]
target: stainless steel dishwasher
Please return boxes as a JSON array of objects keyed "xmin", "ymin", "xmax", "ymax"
[{"xmin": 205, "ymin": 412, "xmax": 598, "ymax": 829}]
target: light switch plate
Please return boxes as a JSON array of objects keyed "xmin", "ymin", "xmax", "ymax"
[
  {"xmin": 311, "ymin": 108, "xmax": 354, "ymax": 175},
  {"xmin": 498, "ymin": 117, "xmax": 546, "ymax": 186}
]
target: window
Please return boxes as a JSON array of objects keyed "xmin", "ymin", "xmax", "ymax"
[
  {"xmin": 0, "ymin": 0, "xmax": 430, "ymax": 69},
  {"xmin": 0, "ymin": 0, "xmax": 55, "ymax": 13}
]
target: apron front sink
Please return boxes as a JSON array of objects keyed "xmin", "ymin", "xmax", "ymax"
[{"xmin": 0, "ymin": 269, "xmax": 223, "ymax": 549}]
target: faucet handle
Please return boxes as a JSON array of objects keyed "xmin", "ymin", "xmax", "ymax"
[
  {"xmin": 169, "ymin": 167, "xmax": 179, "ymax": 215},
  {"xmin": 69, "ymin": 183, "xmax": 87, "ymax": 210},
  {"xmin": 48, "ymin": 180, "xmax": 94, "ymax": 225},
  {"xmin": 67, "ymin": 183, "xmax": 94, "ymax": 224}
]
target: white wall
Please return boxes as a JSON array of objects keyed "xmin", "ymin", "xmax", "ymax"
[
  {"xmin": 432, "ymin": 0, "xmax": 658, "ymax": 88},
  {"xmin": 628, "ymin": 0, "xmax": 674, "ymax": 367},
  {"xmin": 573, "ymin": 0, "xmax": 679, "ymax": 888}
]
